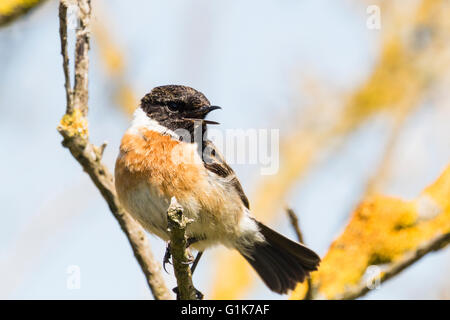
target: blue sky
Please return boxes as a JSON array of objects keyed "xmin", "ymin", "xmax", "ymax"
[{"xmin": 0, "ymin": 0, "xmax": 448, "ymax": 299}]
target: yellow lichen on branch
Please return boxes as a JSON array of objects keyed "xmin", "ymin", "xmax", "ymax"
[
  {"xmin": 58, "ymin": 108, "xmax": 88, "ymax": 139},
  {"xmin": 291, "ymin": 164, "xmax": 450, "ymax": 300},
  {"xmin": 0, "ymin": 0, "xmax": 46, "ymax": 26}
]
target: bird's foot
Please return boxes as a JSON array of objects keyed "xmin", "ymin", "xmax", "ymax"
[
  {"xmin": 164, "ymin": 238, "xmax": 201, "ymax": 271},
  {"xmin": 181, "ymin": 249, "xmax": 195, "ymax": 265},
  {"xmin": 172, "ymin": 286, "xmax": 204, "ymax": 300},
  {"xmin": 180, "ymin": 237, "xmax": 198, "ymax": 264},
  {"xmin": 163, "ymin": 241, "xmax": 172, "ymax": 273}
]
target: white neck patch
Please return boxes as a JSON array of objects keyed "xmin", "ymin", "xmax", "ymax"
[{"xmin": 128, "ymin": 107, "xmax": 179, "ymax": 139}]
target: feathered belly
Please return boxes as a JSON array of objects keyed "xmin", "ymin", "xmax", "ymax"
[
  {"xmin": 116, "ymin": 177, "xmax": 171, "ymax": 241},
  {"xmin": 115, "ymin": 167, "xmax": 245, "ymax": 249}
]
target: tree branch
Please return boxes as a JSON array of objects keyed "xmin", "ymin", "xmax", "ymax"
[
  {"xmin": 167, "ymin": 197, "xmax": 198, "ymax": 300},
  {"xmin": 286, "ymin": 207, "xmax": 312, "ymax": 300},
  {"xmin": 286, "ymin": 207, "xmax": 305, "ymax": 244},
  {"xmin": 58, "ymin": 0, "xmax": 73, "ymax": 113},
  {"xmin": 291, "ymin": 164, "xmax": 450, "ymax": 300},
  {"xmin": 338, "ymin": 232, "xmax": 450, "ymax": 300},
  {"xmin": 72, "ymin": 0, "xmax": 89, "ymax": 116},
  {"xmin": 57, "ymin": 0, "xmax": 171, "ymax": 300}
]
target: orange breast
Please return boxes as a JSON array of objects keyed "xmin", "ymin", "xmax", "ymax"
[{"xmin": 115, "ymin": 129, "xmax": 206, "ymax": 197}]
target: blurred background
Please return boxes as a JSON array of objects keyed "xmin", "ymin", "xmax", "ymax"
[{"xmin": 0, "ymin": 0, "xmax": 449, "ymax": 299}]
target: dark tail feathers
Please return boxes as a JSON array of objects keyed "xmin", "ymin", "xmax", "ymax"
[{"xmin": 239, "ymin": 221, "xmax": 320, "ymax": 294}]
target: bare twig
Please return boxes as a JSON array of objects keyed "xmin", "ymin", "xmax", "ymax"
[
  {"xmin": 167, "ymin": 197, "xmax": 198, "ymax": 300},
  {"xmin": 286, "ymin": 207, "xmax": 312, "ymax": 299},
  {"xmin": 337, "ymin": 232, "xmax": 450, "ymax": 300},
  {"xmin": 286, "ymin": 207, "xmax": 304, "ymax": 244},
  {"xmin": 58, "ymin": 0, "xmax": 73, "ymax": 113},
  {"xmin": 57, "ymin": 0, "xmax": 171, "ymax": 300},
  {"xmin": 72, "ymin": 0, "xmax": 90, "ymax": 116}
]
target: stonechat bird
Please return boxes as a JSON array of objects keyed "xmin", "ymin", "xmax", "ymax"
[{"xmin": 115, "ymin": 85, "xmax": 320, "ymax": 294}]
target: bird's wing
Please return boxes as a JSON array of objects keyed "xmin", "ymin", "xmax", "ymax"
[{"xmin": 202, "ymin": 140, "xmax": 250, "ymax": 209}]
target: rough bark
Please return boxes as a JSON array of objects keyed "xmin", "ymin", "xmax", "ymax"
[{"xmin": 167, "ymin": 197, "xmax": 198, "ymax": 300}]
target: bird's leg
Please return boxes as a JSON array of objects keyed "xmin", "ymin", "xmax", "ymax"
[
  {"xmin": 186, "ymin": 237, "xmax": 199, "ymax": 247},
  {"xmin": 172, "ymin": 286, "xmax": 204, "ymax": 300},
  {"xmin": 165, "ymin": 237, "xmax": 203, "ymax": 268},
  {"xmin": 190, "ymin": 251, "xmax": 203, "ymax": 275}
]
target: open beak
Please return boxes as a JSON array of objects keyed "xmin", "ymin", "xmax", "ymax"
[
  {"xmin": 202, "ymin": 119, "xmax": 220, "ymax": 125},
  {"xmin": 184, "ymin": 105, "xmax": 222, "ymax": 125},
  {"xmin": 202, "ymin": 105, "xmax": 221, "ymax": 124},
  {"xmin": 207, "ymin": 105, "xmax": 222, "ymax": 112},
  {"xmin": 199, "ymin": 105, "xmax": 222, "ymax": 115},
  {"xmin": 183, "ymin": 118, "xmax": 220, "ymax": 125}
]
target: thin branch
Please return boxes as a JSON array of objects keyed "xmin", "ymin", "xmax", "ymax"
[
  {"xmin": 58, "ymin": 0, "xmax": 73, "ymax": 113},
  {"xmin": 167, "ymin": 197, "xmax": 198, "ymax": 300},
  {"xmin": 57, "ymin": 0, "xmax": 171, "ymax": 300},
  {"xmin": 337, "ymin": 232, "xmax": 450, "ymax": 300},
  {"xmin": 286, "ymin": 207, "xmax": 304, "ymax": 244},
  {"xmin": 73, "ymin": 0, "xmax": 90, "ymax": 116},
  {"xmin": 286, "ymin": 207, "xmax": 312, "ymax": 300}
]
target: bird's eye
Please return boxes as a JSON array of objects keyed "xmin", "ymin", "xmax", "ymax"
[{"xmin": 167, "ymin": 102, "xmax": 179, "ymax": 112}]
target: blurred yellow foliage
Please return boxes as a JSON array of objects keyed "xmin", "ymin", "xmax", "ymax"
[
  {"xmin": 0, "ymin": 0, "xmax": 45, "ymax": 26},
  {"xmin": 93, "ymin": 21, "xmax": 125, "ymax": 76},
  {"xmin": 92, "ymin": 9, "xmax": 138, "ymax": 115},
  {"xmin": 292, "ymin": 164, "xmax": 450, "ymax": 299},
  {"xmin": 211, "ymin": 0, "xmax": 450, "ymax": 299},
  {"xmin": 342, "ymin": 37, "xmax": 417, "ymax": 129},
  {"xmin": 0, "ymin": 0, "xmax": 40, "ymax": 15},
  {"xmin": 115, "ymin": 84, "xmax": 138, "ymax": 115}
]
